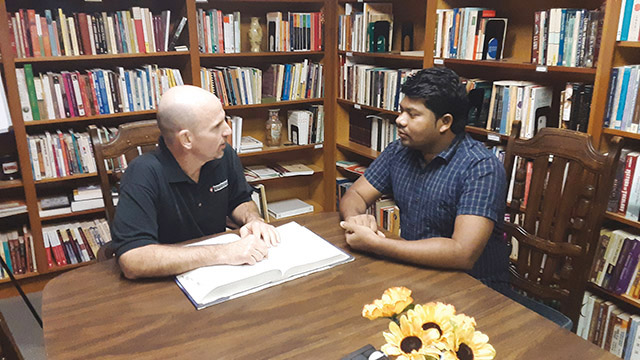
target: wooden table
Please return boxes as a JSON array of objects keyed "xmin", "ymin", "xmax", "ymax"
[{"xmin": 43, "ymin": 213, "xmax": 615, "ymax": 359}]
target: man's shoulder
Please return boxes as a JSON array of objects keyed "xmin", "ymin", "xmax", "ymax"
[
  {"xmin": 121, "ymin": 150, "xmax": 164, "ymax": 183},
  {"xmin": 458, "ymin": 135, "xmax": 505, "ymax": 173}
]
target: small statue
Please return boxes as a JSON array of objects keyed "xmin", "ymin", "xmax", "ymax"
[{"xmin": 248, "ymin": 17, "xmax": 263, "ymax": 52}]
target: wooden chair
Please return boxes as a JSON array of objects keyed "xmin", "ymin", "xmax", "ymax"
[
  {"xmin": 88, "ymin": 120, "xmax": 161, "ymax": 261},
  {"xmin": 0, "ymin": 312, "xmax": 24, "ymax": 360},
  {"xmin": 503, "ymin": 121, "xmax": 623, "ymax": 330}
]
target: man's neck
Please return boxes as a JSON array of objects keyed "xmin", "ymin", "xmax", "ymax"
[
  {"xmin": 420, "ymin": 132, "xmax": 457, "ymax": 163},
  {"xmin": 167, "ymin": 143, "xmax": 204, "ymax": 183}
]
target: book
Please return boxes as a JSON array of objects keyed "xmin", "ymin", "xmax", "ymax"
[
  {"xmin": 268, "ymin": 198, "xmax": 314, "ymax": 219},
  {"xmin": 175, "ymin": 221, "xmax": 353, "ymax": 309}
]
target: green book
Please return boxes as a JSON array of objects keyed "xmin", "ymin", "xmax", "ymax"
[{"xmin": 23, "ymin": 64, "xmax": 41, "ymax": 120}]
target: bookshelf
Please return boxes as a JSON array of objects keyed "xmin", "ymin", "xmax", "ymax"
[{"xmin": 0, "ymin": 0, "xmax": 336, "ymax": 297}]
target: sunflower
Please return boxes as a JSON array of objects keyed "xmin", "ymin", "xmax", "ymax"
[
  {"xmin": 407, "ymin": 302, "xmax": 457, "ymax": 341},
  {"xmin": 362, "ymin": 286, "xmax": 414, "ymax": 320},
  {"xmin": 381, "ymin": 313, "xmax": 442, "ymax": 360},
  {"xmin": 439, "ymin": 314, "xmax": 496, "ymax": 360}
]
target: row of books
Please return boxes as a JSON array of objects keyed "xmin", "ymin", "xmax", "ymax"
[
  {"xmin": 0, "ymin": 226, "xmax": 36, "ymax": 278},
  {"xmin": 590, "ymin": 228, "xmax": 640, "ymax": 297},
  {"xmin": 339, "ymin": 57, "xmax": 419, "ymax": 112},
  {"xmin": 338, "ymin": 2, "xmax": 393, "ymax": 53},
  {"xmin": 10, "ymin": 8, "xmax": 186, "ymax": 58},
  {"xmin": 532, "ymin": 8, "xmax": 604, "ymax": 68},
  {"xmin": 244, "ymin": 162, "xmax": 314, "ymax": 182},
  {"xmin": 369, "ymin": 196, "xmax": 400, "ymax": 236},
  {"xmin": 287, "ymin": 107, "xmax": 325, "ymax": 145},
  {"xmin": 349, "ymin": 112, "xmax": 397, "ymax": 153},
  {"xmin": 434, "ymin": 8, "xmax": 506, "ymax": 61},
  {"xmin": 608, "ymin": 149, "xmax": 640, "ymax": 220},
  {"xmin": 558, "ymin": 82, "xmax": 594, "ymax": 133},
  {"xmin": 0, "ymin": 200, "xmax": 27, "ymax": 218},
  {"xmin": 336, "ymin": 176, "xmax": 355, "ymax": 209},
  {"xmin": 16, "ymin": 64, "xmax": 184, "ymax": 121},
  {"xmin": 200, "ymin": 66, "xmax": 262, "ymax": 106},
  {"xmin": 196, "ymin": 9, "xmax": 240, "ymax": 54},
  {"xmin": 618, "ymin": 0, "xmax": 640, "ymax": 42},
  {"xmin": 26, "ymin": 130, "xmax": 96, "ymax": 181},
  {"xmin": 577, "ymin": 291, "xmax": 640, "ymax": 359},
  {"xmin": 42, "ymin": 219, "xmax": 111, "ymax": 268},
  {"xmin": 604, "ymin": 65, "xmax": 640, "ymax": 133},
  {"xmin": 39, "ymin": 185, "xmax": 119, "ymax": 217},
  {"xmin": 266, "ymin": 11, "xmax": 324, "ymax": 52},
  {"xmin": 262, "ymin": 61, "xmax": 324, "ymax": 102}
]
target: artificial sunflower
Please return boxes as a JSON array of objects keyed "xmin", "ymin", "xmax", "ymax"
[
  {"xmin": 439, "ymin": 314, "xmax": 496, "ymax": 360},
  {"xmin": 381, "ymin": 313, "xmax": 442, "ymax": 360},
  {"xmin": 407, "ymin": 302, "xmax": 457, "ymax": 341},
  {"xmin": 362, "ymin": 286, "xmax": 414, "ymax": 320}
]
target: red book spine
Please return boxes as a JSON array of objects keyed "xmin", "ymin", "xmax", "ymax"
[
  {"xmin": 77, "ymin": 73, "xmax": 93, "ymax": 116},
  {"xmin": 7, "ymin": 14, "xmax": 17, "ymax": 56},
  {"xmin": 19, "ymin": 9, "xmax": 32, "ymax": 57},
  {"xmin": 134, "ymin": 18, "xmax": 145, "ymax": 53},
  {"xmin": 61, "ymin": 72, "xmax": 77, "ymax": 117},
  {"xmin": 77, "ymin": 12, "xmax": 93, "ymax": 56},
  {"xmin": 86, "ymin": 71, "xmax": 100, "ymax": 115}
]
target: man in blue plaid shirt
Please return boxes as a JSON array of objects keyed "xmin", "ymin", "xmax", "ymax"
[{"xmin": 339, "ymin": 67, "xmax": 509, "ymax": 287}]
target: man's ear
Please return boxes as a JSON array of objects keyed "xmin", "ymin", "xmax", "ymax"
[
  {"xmin": 438, "ymin": 114, "xmax": 454, "ymax": 133},
  {"xmin": 177, "ymin": 129, "xmax": 193, "ymax": 150}
]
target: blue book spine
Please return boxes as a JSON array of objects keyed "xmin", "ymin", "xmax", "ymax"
[
  {"xmin": 557, "ymin": 9, "xmax": 567, "ymax": 66},
  {"xmin": 604, "ymin": 68, "xmax": 619, "ymax": 128},
  {"xmin": 123, "ymin": 71, "xmax": 134, "ymax": 111},
  {"xmin": 282, "ymin": 64, "xmax": 292, "ymax": 101},
  {"xmin": 117, "ymin": 12, "xmax": 128, "ymax": 54},
  {"xmin": 145, "ymin": 67, "xmax": 153, "ymax": 109},
  {"xmin": 70, "ymin": 132, "xmax": 83, "ymax": 174},
  {"xmin": 621, "ymin": 0, "xmax": 635, "ymax": 41},
  {"xmin": 450, "ymin": 8, "xmax": 459, "ymax": 58},
  {"xmin": 499, "ymin": 87, "xmax": 510, "ymax": 135},
  {"xmin": 624, "ymin": 317, "xmax": 638, "ymax": 360},
  {"xmin": 2, "ymin": 240, "xmax": 12, "ymax": 273},
  {"xmin": 240, "ymin": 70, "xmax": 249, "ymax": 104},
  {"xmin": 616, "ymin": 67, "xmax": 632, "ymax": 129},
  {"xmin": 96, "ymin": 71, "xmax": 109, "ymax": 114},
  {"xmin": 45, "ymin": 10, "xmax": 57, "ymax": 56}
]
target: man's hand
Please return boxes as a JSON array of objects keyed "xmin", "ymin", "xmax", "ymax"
[
  {"xmin": 240, "ymin": 219, "xmax": 280, "ymax": 246},
  {"xmin": 343, "ymin": 214, "xmax": 380, "ymax": 233},
  {"xmin": 225, "ymin": 234, "xmax": 269, "ymax": 265},
  {"xmin": 340, "ymin": 221, "xmax": 384, "ymax": 253}
]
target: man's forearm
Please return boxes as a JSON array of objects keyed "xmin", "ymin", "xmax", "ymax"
[
  {"xmin": 231, "ymin": 201, "xmax": 264, "ymax": 226},
  {"xmin": 339, "ymin": 190, "xmax": 369, "ymax": 220},
  {"xmin": 370, "ymin": 236, "xmax": 480, "ymax": 270}
]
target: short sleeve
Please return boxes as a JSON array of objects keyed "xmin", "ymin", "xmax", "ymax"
[
  {"xmin": 225, "ymin": 148, "xmax": 253, "ymax": 214},
  {"xmin": 456, "ymin": 156, "xmax": 507, "ymax": 223},
  {"xmin": 110, "ymin": 160, "xmax": 161, "ymax": 258},
  {"xmin": 364, "ymin": 142, "xmax": 398, "ymax": 195}
]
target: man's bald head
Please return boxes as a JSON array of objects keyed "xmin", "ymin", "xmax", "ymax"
[{"xmin": 157, "ymin": 85, "xmax": 223, "ymax": 144}]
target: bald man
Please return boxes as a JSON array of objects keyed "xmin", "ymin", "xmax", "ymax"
[{"xmin": 111, "ymin": 85, "xmax": 279, "ymax": 279}]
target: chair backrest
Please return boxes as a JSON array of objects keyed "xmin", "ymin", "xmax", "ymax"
[
  {"xmin": 88, "ymin": 120, "xmax": 161, "ymax": 224},
  {"xmin": 504, "ymin": 121, "xmax": 623, "ymax": 328},
  {"xmin": 0, "ymin": 312, "xmax": 24, "ymax": 360}
]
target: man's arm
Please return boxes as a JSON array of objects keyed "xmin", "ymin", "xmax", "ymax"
[
  {"xmin": 339, "ymin": 176, "xmax": 383, "ymax": 231},
  {"xmin": 230, "ymin": 201, "xmax": 280, "ymax": 245},
  {"xmin": 118, "ymin": 234, "xmax": 268, "ymax": 279},
  {"xmin": 340, "ymin": 214, "xmax": 494, "ymax": 270}
]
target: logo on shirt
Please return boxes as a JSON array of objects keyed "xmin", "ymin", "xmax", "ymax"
[{"xmin": 211, "ymin": 180, "xmax": 228, "ymax": 192}]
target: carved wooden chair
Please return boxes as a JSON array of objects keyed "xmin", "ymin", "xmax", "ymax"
[
  {"xmin": 88, "ymin": 120, "xmax": 161, "ymax": 261},
  {"xmin": 503, "ymin": 121, "xmax": 623, "ymax": 330}
]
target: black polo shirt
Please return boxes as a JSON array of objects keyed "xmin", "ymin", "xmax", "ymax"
[{"xmin": 111, "ymin": 137, "xmax": 252, "ymax": 258}]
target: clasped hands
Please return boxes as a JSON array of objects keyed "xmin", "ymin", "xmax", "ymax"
[
  {"xmin": 340, "ymin": 214, "xmax": 385, "ymax": 252},
  {"xmin": 228, "ymin": 219, "xmax": 280, "ymax": 265}
]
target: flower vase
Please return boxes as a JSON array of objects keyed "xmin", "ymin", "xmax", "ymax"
[{"xmin": 248, "ymin": 17, "xmax": 263, "ymax": 53}]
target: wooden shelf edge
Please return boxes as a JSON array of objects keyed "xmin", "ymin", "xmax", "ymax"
[
  {"xmin": 605, "ymin": 211, "xmax": 640, "ymax": 229},
  {"xmin": 465, "ymin": 126, "xmax": 509, "ymax": 142},
  {"xmin": 14, "ymin": 51, "xmax": 189, "ymax": 63},
  {"xmin": 0, "ymin": 271, "xmax": 41, "ymax": 284},
  {"xmin": 44, "ymin": 260, "xmax": 95, "ymax": 275},
  {"xmin": 338, "ymin": 50, "xmax": 424, "ymax": 61},
  {"xmin": 238, "ymin": 143, "xmax": 322, "ymax": 157},
  {"xmin": 336, "ymin": 99, "xmax": 399, "ymax": 116},
  {"xmin": 602, "ymin": 128, "xmax": 640, "ymax": 140},
  {"xmin": 224, "ymin": 98, "xmax": 323, "ymax": 110},
  {"xmin": 618, "ymin": 41, "xmax": 640, "ymax": 48},
  {"xmin": 587, "ymin": 282, "xmax": 640, "ymax": 309},
  {"xmin": 40, "ymin": 208, "xmax": 106, "ymax": 222},
  {"xmin": 336, "ymin": 140, "xmax": 380, "ymax": 160},
  {"xmin": 248, "ymin": 165, "xmax": 324, "ymax": 184},
  {"xmin": 439, "ymin": 58, "xmax": 597, "ymax": 75},
  {"xmin": 24, "ymin": 110, "xmax": 157, "ymax": 127},
  {"xmin": 35, "ymin": 172, "xmax": 98, "ymax": 184},
  {"xmin": 0, "ymin": 179, "xmax": 23, "ymax": 190},
  {"xmin": 201, "ymin": 51, "xmax": 324, "ymax": 58}
]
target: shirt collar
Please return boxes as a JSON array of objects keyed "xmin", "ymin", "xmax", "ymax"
[
  {"xmin": 156, "ymin": 136, "xmax": 193, "ymax": 184},
  {"xmin": 436, "ymin": 132, "xmax": 466, "ymax": 164}
]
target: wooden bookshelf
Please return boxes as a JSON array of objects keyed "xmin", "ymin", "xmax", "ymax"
[
  {"xmin": 201, "ymin": 51, "xmax": 324, "ymax": 58},
  {"xmin": 34, "ymin": 173, "xmax": 98, "ymax": 185},
  {"xmin": 605, "ymin": 211, "xmax": 640, "ymax": 230},
  {"xmin": 336, "ymin": 140, "xmax": 379, "ymax": 160},
  {"xmin": 465, "ymin": 126, "xmax": 509, "ymax": 143},
  {"xmin": 336, "ymin": 99, "xmax": 399, "ymax": 116},
  {"xmin": 23, "ymin": 110, "xmax": 157, "ymax": 127},
  {"xmin": 338, "ymin": 50, "xmax": 424, "ymax": 62},
  {"xmin": 224, "ymin": 98, "xmax": 323, "ymax": 111},
  {"xmin": 14, "ymin": 51, "xmax": 190, "ymax": 64},
  {"xmin": 617, "ymin": 41, "xmax": 640, "ymax": 49},
  {"xmin": 40, "ymin": 208, "xmax": 105, "ymax": 222},
  {"xmin": 439, "ymin": 58, "xmax": 598, "ymax": 75},
  {"xmin": 0, "ymin": 179, "xmax": 22, "ymax": 190},
  {"xmin": 588, "ymin": 283, "xmax": 640, "ymax": 309},
  {"xmin": 238, "ymin": 143, "xmax": 322, "ymax": 158},
  {"xmin": 603, "ymin": 128, "xmax": 640, "ymax": 141},
  {"xmin": 247, "ymin": 164, "xmax": 323, "ymax": 184}
]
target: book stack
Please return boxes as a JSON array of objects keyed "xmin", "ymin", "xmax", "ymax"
[
  {"xmin": 27, "ymin": 130, "xmax": 97, "ymax": 181},
  {"xmin": 261, "ymin": 61, "xmax": 324, "ymax": 102},
  {"xmin": 336, "ymin": 177, "xmax": 354, "ymax": 208},
  {"xmin": 16, "ymin": 64, "xmax": 184, "ymax": 121},
  {"xmin": 200, "ymin": 66, "xmax": 262, "ymax": 106},
  {"xmin": 286, "ymin": 106, "xmax": 324, "ymax": 145},
  {"xmin": 559, "ymin": 82, "xmax": 594, "ymax": 133},
  {"xmin": 9, "ymin": 8, "xmax": 187, "ymax": 58},
  {"xmin": 533, "ymin": 8, "xmax": 604, "ymax": 68},
  {"xmin": 338, "ymin": 3, "xmax": 393, "ymax": 53},
  {"xmin": 348, "ymin": 112, "xmax": 397, "ymax": 152},
  {"xmin": 590, "ymin": 228, "xmax": 640, "ymax": 297},
  {"xmin": 336, "ymin": 160, "xmax": 367, "ymax": 176},
  {"xmin": 434, "ymin": 8, "xmax": 506, "ymax": 60},
  {"xmin": 368, "ymin": 197, "xmax": 400, "ymax": 236},
  {"xmin": 339, "ymin": 57, "xmax": 418, "ymax": 112},
  {"xmin": 576, "ymin": 291, "xmax": 640, "ymax": 358},
  {"xmin": 196, "ymin": 9, "xmax": 241, "ymax": 54},
  {"xmin": 71, "ymin": 185, "xmax": 118, "ymax": 212},
  {"xmin": 604, "ymin": 65, "xmax": 640, "ymax": 133},
  {"xmin": 0, "ymin": 200, "xmax": 27, "ymax": 218},
  {"xmin": 0, "ymin": 226, "xmax": 37, "ymax": 278},
  {"xmin": 240, "ymin": 136, "xmax": 263, "ymax": 153},
  {"xmin": 265, "ymin": 12, "xmax": 323, "ymax": 52},
  {"xmin": 41, "ymin": 218, "xmax": 111, "ymax": 268},
  {"xmin": 267, "ymin": 198, "xmax": 314, "ymax": 219},
  {"xmin": 38, "ymin": 195, "xmax": 72, "ymax": 217},
  {"xmin": 244, "ymin": 162, "xmax": 314, "ymax": 182}
]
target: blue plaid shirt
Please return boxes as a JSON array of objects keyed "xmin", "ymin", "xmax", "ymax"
[{"xmin": 364, "ymin": 133, "xmax": 509, "ymax": 283}]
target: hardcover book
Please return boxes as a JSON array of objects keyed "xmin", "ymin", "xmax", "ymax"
[{"xmin": 175, "ymin": 221, "xmax": 353, "ymax": 310}]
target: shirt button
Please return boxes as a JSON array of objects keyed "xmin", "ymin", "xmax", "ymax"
[{"xmin": 198, "ymin": 203, "xmax": 202, "ymax": 207}]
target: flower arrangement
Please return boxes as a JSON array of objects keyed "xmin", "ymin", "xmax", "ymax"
[{"xmin": 362, "ymin": 287, "xmax": 496, "ymax": 360}]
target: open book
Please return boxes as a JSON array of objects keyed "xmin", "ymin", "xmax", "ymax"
[{"xmin": 175, "ymin": 222, "xmax": 353, "ymax": 310}]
